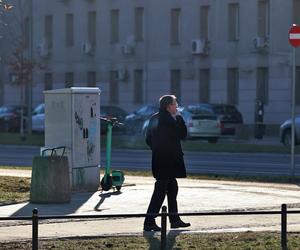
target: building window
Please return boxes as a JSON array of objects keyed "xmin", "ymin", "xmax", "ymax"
[
  {"xmin": 24, "ymin": 17, "xmax": 30, "ymax": 49},
  {"xmin": 134, "ymin": 70, "xmax": 143, "ymax": 104},
  {"xmin": 170, "ymin": 8, "xmax": 181, "ymax": 45},
  {"xmin": 199, "ymin": 69, "xmax": 210, "ymax": 103},
  {"xmin": 65, "ymin": 13, "xmax": 74, "ymax": 47},
  {"xmin": 170, "ymin": 70, "xmax": 181, "ymax": 103},
  {"xmin": 110, "ymin": 9, "xmax": 119, "ymax": 43},
  {"xmin": 293, "ymin": 0, "xmax": 300, "ymax": 25},
  {"xmin": 87, "ymin": 71, "xmax": 96, "ymax": 87},
  {"xmin": 65, "ymin": 72, "xmax": 74, "ymax": 88},
  {"xmin": 227, "ymin": 68, "xmax": 239, "ymax": 105},
  {"xmin": 228, "ymin": 3, "xmax": 239, "ymax": 41},
  {"xmin": 256, "ymin": 67, "xmax": 269, "ymax": 105},
  {"xmin": 200, "ymin": 6, "xmax": 210, "ymax": 40},
  {"xmin": 109, "ymin": 71, "xmax": 119, "ymax": 104},
  {"xmin": 257, "ymin": 0, "xmax": 270, "ymax": 37},
  {"xmin": 134, "ymin": 7, "xmax": 144, "ymax": 42},
  {"xmin": 45, "ymin": 15, "xmax": 53, "ymax": 49},
  {"xmin": 88, "ymin": 11, "xmax": 96, "ymax": 46},
  {"xmin": 44, "ymin": 73, "xmax": 53, "ymax": 90},
  {"xmin": 295, "ymin": 67, "xmax": 300, "ymax": 104}
]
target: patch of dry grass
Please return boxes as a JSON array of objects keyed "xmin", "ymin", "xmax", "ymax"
[
  {"xmin": 1, "ymin": 232, "xmax": 300, "ymax": 249},
  {"xmin": 0, "ymin": 176, "xmax": 30, "ymax": 205}
]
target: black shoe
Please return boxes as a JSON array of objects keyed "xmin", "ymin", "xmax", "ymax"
[
  {"xmin": 143, "ymin": 223, "xmax": 161, "ymax": 232},
  {"xmin": 170, "ymin": 220, "xmax": 191, "ymax": 229}
]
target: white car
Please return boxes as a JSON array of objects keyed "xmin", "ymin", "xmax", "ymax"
[
  {"xmin": 142, "ymin": 105, "xmax": 221, "ymax": 143},
  {"xmin": 32, "ymin": 103, "xmax": 45, "ymax": 133},
  {"xmin": 180, "ymin": 105, "xmax": 221, "ymax": 143}
]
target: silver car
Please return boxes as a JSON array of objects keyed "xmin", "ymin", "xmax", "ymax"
[
  {"xmin": 279, "ymin": 116, "xmax": 300, "ymax": 146},
  {"xmin": 142, "ymin": 106, "xmax": 221, "ymax": 143},
  {"xmin": 180, "ymin": 105, "xmax": 221, "ymax": 143},
  {"xmin": 32, "ymin": 103, "xmax": 45, "ymax": 133}
]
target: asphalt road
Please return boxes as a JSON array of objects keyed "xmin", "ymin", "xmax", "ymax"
[{"xmin": 0, "ymin": 144, "xmax": 299, "ymax": 176}]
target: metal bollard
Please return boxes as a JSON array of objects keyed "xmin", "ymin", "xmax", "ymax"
[
  {"xmin": 160, "ymin": 206, "xmax": 167, "ymax": 250},
  {"xmin": 32, "ymin": 208, "xmax": 38, "ymax": 250},
  {"xmin": 281, "ymin": 204, "xmax": 287, "ymax": 250}
]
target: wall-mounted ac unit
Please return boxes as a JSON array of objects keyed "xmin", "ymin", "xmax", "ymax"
[
  {"xmin": 253, "ymin": 37, "xmax": 269, "ymax": 50},
  {"xmin": 121, "ymin": 44, "xmax": 134, "ymax": 55},
  {"xmin": 36, "ymin": 42, "xmax": 50, "ymax": 58},
  {"xmin": 191, "ymin": 39, "xmax": 209, "ymax": 55},
  {"xmin": 82, "ymin": 42, "xmax": 93, "ymax": 55},
  {"xmin": 116, "ymin": 69, "xmax": 128, "ymax": 81},
  {"xmin": 9, "ymin": 73, "xmax": 18, "ymax": 83}
]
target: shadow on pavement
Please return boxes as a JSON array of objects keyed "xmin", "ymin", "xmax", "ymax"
[
  {"xmin": 94, "ymin": 190, "xmax": 122, "ymax": 211},
  {"xmin": 11, "ymin": 192, "xmax": 95, "ymax": 217}
]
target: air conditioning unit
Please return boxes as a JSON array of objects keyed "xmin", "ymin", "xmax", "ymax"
[
  {"xmin": 9, "ymin": 73, "xmax": 18, "ymax": 83},
  {"xmin": 121, "ymin": 44, "xmax": 134, "ymax": 55},
  {"xmin": 116, "ymin": 69, "xmax": 128, "ymax": 81},
  {"xmin": 191, "ymin": 39, "xmax": 209, "ymax": 55},
  {"xmin": 253, "ymin": 37, "xmax": 268, "ymax": 50},
  {"xmin": 82, "ymin": 42, "xmax": 93, "ymax": 55},
  {"xmin": 36, "ymin": 42, "xmax": 50, "ymax": 58}
]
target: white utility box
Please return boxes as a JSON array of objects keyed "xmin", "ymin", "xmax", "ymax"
[{"xmin": 44, "ymin": 87, "xmax": 101, "ymax": 191}]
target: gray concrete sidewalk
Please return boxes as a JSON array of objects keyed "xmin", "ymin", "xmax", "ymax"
[{"xmin": 0, "ymin": 169, "xmax": 300, "ymax": 241}]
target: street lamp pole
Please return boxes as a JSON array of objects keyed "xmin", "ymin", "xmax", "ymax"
[
  {"xmin": 291, "ymin": 46, "xmax": 296, "ymax": 178},
  {"xmin": 27, "ymin": 0, "xmax": 33, "ymax": 135}
]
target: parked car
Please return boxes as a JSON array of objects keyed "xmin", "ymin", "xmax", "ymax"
[
  {"xmin": 100, "ymin": 105, "xmax": 128, "ymax": 134},
  {"xmin": 142, "ymin": 105, "xmax": 221, "ymax": 143},
  {"xmin": 180, "ymin": 105, "xmax": 221, "ymax": 143},
  {"xmin": 187, "ymin": 104, "xmax": 243, "ymax": 135},
  {"xmin": 279, "ymin": 116, "xmax": 300, "ymax": 146},
  {"xmin": 0, "ymin": 105, "xmax": 28, "ymax": 132},
  {"xmin": 32, "ymin": 103, "xmax": 45, "ymax": 133},
  {"xmin": 125, "ymin": 105, "xmax": 159, "ymax": 135}
]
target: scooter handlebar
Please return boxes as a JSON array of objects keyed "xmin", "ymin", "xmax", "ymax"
[{"xmin": 98, "ymin": 116, "xmax": 124, "ymax": 127}]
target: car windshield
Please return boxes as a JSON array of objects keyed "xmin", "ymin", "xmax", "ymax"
[
  {"xmin": 136, "ymin": 106, "xmax": 158, "ymax": 116},
  {"xmin": 0, "ymin": 106, "xmax": 27, "ymax": 115},
  {"xmin": 101, "ymin": 106, "xmax": 127, "ymax": 116},
  {"xmin": 213, "ymin": 105, "xmax": 238, "ymax": 114},
  {"xmin": 187, "ymin": 105, "xmax": 214, "ymax": 115},
  {"xmin": 0, "ymin": 107, "xmax": 10, "ymax": 114},
  {"xmin": 225, "ymin": 106, "xmax": 238, "ymax": 113},
  {"xmin": 33, "ymin": 104, "xmax": 44, "ymax": 115}
]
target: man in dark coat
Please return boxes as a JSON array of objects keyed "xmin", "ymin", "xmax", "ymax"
[{"xmin": 143, "ymin": 95, "xmax": 191, "ymax": 231}]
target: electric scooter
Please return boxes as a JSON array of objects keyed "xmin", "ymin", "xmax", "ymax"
[{"xmin": 100, "ymin": 117, "xmax": 125, "ymax": 191}]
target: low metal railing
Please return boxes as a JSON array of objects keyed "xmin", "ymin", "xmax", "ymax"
[{"xmin": 0, "ymin": 203, "xmax": 296, "ymax": 250}]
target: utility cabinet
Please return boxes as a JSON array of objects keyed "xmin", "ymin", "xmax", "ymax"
[{"xmin": 44, "ymin": 87, "xmax": 101, "ymax": 191}]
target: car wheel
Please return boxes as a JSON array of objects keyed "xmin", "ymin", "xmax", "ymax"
[
  {"xmin": 208, "ymin": 137, "xmax": 218, "ymax": 144},
  {"xmin": 283, "ymin": 130, "xmax": 291, "ymax": 146}
]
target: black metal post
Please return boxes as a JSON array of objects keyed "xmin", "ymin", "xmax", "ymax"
[
  {"xmin": 160, "ymin": 206, "xmax": 167, "ymax": 250},
  {"xmin": 32, "ymin": 208, "xmax": 38, "ymax": 250},
  {"xmin": 281, "ymin": 204, "xmax": 287, "ymax": 250}
]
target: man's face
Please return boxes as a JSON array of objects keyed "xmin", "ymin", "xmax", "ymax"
[{"xmin": 167, "ymin": 100, "xmax": 178, "ymax": 115}]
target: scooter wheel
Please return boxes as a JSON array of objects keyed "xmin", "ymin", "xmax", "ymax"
[
  {"xmin": 116, "ymin": 186, "xmax": 122, "ymax": 191},
  {"xmin": 101, "ymin": 175, "xmax": 112, "ymax": 191}
]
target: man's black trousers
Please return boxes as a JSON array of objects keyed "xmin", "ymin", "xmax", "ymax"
[{"xmin": 144, "ymin": 178, "xmax": 180, "ymax": 225}]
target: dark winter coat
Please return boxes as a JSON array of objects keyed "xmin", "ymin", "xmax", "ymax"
[{"xmin": 146, "ymin": 109, "xmax": 187, "ymax": 179}]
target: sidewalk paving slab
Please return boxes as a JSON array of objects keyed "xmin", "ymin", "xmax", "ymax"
[{"xmin": 1, "ymin": 169, "xmax": 300, "ymax": 241}]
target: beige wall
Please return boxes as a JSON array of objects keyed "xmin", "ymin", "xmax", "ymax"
[{"xmin": 0, "ymin": 0, "xmax": 298, "ymax": 126}]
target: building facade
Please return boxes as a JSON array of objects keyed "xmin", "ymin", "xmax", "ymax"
[{"xmin": 1, "ymin": 0, "xmax": 300, "ymax": 134}]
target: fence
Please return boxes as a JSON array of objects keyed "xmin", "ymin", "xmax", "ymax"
[{"xmin": 0, "ymin": 203, "xmax": 297, "ymax": 250}]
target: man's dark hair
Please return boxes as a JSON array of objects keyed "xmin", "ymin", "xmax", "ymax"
[{"xmin": 159, "ymin": 95, "xmax": 176, "ymax": 110}]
